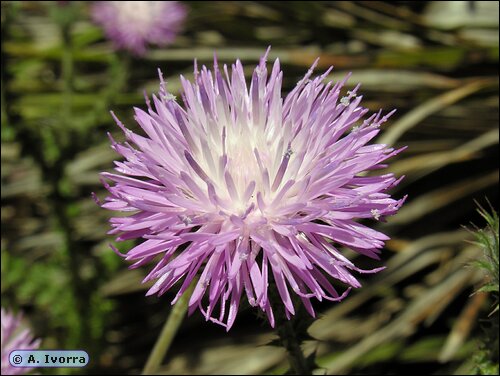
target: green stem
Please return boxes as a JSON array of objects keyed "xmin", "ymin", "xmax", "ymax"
[
  {"xmin": 1, "ymin": 1, "xmax": 16, "ymax": 135},
  {"xmin": 53, "ymin": 8, "xmax": 91, "ymax": 348},
  {"xmin": 277, "ymin": 318, "xmax": 312, "ymax": 375},
  {"xmin": 1, "ymin": 12, "xmax": 9, "ymax": 130},
  {"xmin": 62, "ymin": 29, "xmax": 72, "ymax": 110},
  {"xmin": 59, "ymin": 14, "xmax": 73, "ymax": 147},
  {"xmin": 142, "ymin": 279, "xmax": 197, "ymax": 375}
]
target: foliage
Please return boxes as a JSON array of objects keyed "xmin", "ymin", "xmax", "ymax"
[
  {"xmin": 470, "ymin": 202, "xmax": 500, "ymax": 303},
  {"xmin": 469, "ymin": 202, "xmax": 499, "ymax": 375}
]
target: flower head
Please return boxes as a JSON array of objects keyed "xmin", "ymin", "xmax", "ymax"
[
  {"xmin": 1, "ymin": 308, "xmax": 41, "ymax": 375},
  {"xmin": 91, "ymin": 1, "xmax": 187, "ymax": 55},
  {"xmin": 100, "ymin": 49, "xmax": 406, "ymax": 330}
]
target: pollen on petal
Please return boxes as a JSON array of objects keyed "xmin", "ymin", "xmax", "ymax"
[{"xmin": 100, "ymin": 48, "xmax": 405, "ymax": 330}]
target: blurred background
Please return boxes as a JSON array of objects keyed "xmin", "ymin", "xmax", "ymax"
[{"xmin": 1, "ymin": 1, "xmax": 498, "ymax": 374}]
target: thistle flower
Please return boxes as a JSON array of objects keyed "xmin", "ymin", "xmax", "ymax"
[
  {"xmin": 100, "ymin": 49, "xmax": 406, "ymax": 330},
  {"xmin": 91, "ymin": 1, "xmax": 187, "ymax": 55},
  {"xmin": 1, "ymin": 308, "xmax": 41, "ymax": 375}
]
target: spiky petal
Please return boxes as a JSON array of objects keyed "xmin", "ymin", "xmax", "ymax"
[
  {"xmin": 1, "ymin": 308, "xmax": 41, "ymax": 375},
  {"xmin": 100, "ymin": 50, "xmax": 406, "ymax": 330}
]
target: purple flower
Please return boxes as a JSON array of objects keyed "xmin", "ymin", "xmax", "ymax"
[
  {"xmin": 100, "ymin": 49, "xmax": 406, "ymax": 330},
  {"xmin": 1, "ymin": 308, "xmax": 41, "ymax": 375},
  {"xmin": 91, "ymin": 1, "xmax": 187, "ymax": 55}
]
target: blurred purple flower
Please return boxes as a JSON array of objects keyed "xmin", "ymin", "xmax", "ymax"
[
  {"xmin": 99, "ymin": 49, "xmax": 406, "ymax": 330},
  {"xmin": 1, "ymin": 308, "xmax": 41, "ymax": 375},
  {"xmin": 91, "ymin": 1, "xmax": 187, "ymax": 55}
]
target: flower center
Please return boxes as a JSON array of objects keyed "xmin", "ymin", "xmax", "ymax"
[
  {"xmin": 116, "ymin": 2, "xmax": 164, "ymax": 33},
  {"xmin": 194, "ymin": 116, "xmax": 293, "ymax": 223},
  {"xmin": 225, "ymin": 129, "xmax": 263, "ymax": 195}
]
